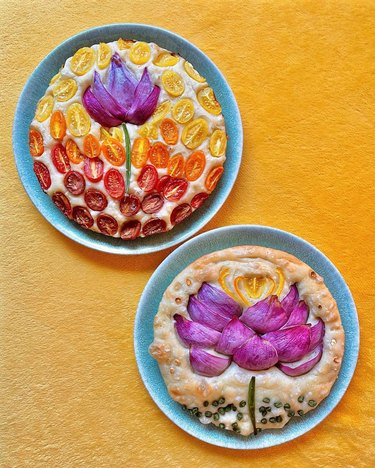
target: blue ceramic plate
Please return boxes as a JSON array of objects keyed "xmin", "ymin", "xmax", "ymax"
[
  {"xmin": 13, "ymin": 24, "xmax": 242, "ymax": 255},
  {"xmin": 134, "ymin": 225, "xmax": 359, "ymax": 449}
]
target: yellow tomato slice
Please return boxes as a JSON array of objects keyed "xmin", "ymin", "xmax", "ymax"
[
  {"xmin": 161, "ymin": 70, "xmax": 185, "ymax": 97},
  {"xmin": 97, "ymin": 43, "xmax": 112, "ymax": 69},
  {"xmin": 52, "ymin": 78, "xmax": 78, "ymax": 102},
  {"xmin": 70, "ymin": 47, "xmax": 95, "ymax": 76},
  {"xmin": 184, "ymin": 60, "xmax": 206, "ymax": 83},
  {"xmin": 129, "ymin": 42, "xmax": 151, "ymax": 65},
  {"xmin": 66, "ymin": 139, "xmax": 84, "ymax": 164},
  {"xmin": 50, "ymin": 110, "xmax": 67, "ymax": 140},
  {"xmin": 209, "ymin": 129, "xmax": 227, "ymax": 157},
  {"xmin": 172, "ymin": 98, "xmax": 195, "ymax": 124},
  {"xmin": 197, "ymin": 87, "xmax": 222, "ymax": 115},
  {"xmin": 110, "ymin": 127, "xmax": 124, "ymax": 142},
  {"xmin": 167, "ymin": 153, "xmax": 185, "ymax": 177},
  {"xmin": 150, "ymin": 100, "xmax": 171, "ymax": 124},
  {"xmin": 153, "ymin": 52, "xmax": 179, "ymax": 67},
  {"xmin": 49, "ymin": 72, "xmax": 61, "ymax": 85},
  {"xmin": 66, "ymin": 103, "xmax": 91, "ymax": 137},
  {"xmin": 117, "ymin": 38, "xmax": 134, "ymax": 50},
  {"xmin": 100, "ymin": 127, "xmax": 111, "ymax": 141},
  {"xmin": 35, "ymin": 95, "xmax": 54, "ymax": 122},
  {"xmin": 131, "ymin": 137, "xmax": 150, "ymax": 168},
  {"xmin": 138, "ymin": 123, "xmax": 158, "ymax": 139},
  {"xmin": 102, "ymin": 137, "xmax": 126, "ymax": 166},
  {"xmin": 181, "ymin": 117, "xmax": 209, "ymax": 149}
]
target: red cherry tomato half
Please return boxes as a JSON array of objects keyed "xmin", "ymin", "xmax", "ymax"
[
  {"xmin": 72, "ymin": 206, "xmax": 94, "ymax": 229},
  {"xmin": 104, "ymin": 168, "xmax": 125, "ymax": 199},
  {"xmin": 97, "ymin": 214, "xmax": 118, "ymax": 236},
  {"xmin": 52, "ymin": 192, "xmax": 72, "ymax": 218},
  {"xmin": 156, "ymin": 175, "xmax": 171, "ymax": 193},
  {"xmin": 191, "ymin": 192, "xmax": 209, "ymax": 209},
  {"xmin": 84, "ymin": 189, "xmax": 108, "ymax": 211},
  {"xmin": 141, "ymin": 193, "xmax": 164, "ymax": 214},
  {"xmin": 33, "ymin": 161, "xmax": 51, "ymax": 190},
  {"xmin": 163, "ymin": 178, "xmax": 188, "ymax": 201},
  {"xmin": 120, "ymin": 194, "xmax": 141, "ymax": 217},
  {"xmin": 52, "ymin": 144, "xmax": 71, "ymax": 174},
  {"xmin": 142, "ymin": 218, "xmax": 167, "ymax": 237},
  {"xmin": 64, "ymin": 170, "xmax": 85, "ymax": 195},
  {"xmin": 138, "ymin": 164, "xmax": 158, "ymax": 192},
  {"xmin": 170, "ymin": 203, "xmax": 192, "ymax": 225},
  {"xmin": 83, "ymin": 157, "xmax": 104, "ymax": 182},
  {"xmin": 120, "ymin": 220, "xmax": 141, "ymax": 240}
]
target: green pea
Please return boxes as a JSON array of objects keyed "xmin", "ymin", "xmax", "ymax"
[
  {"xmin": 284, "ymin": 403, "xmax": 291, "ymax": 410},
  {"xmin": 274, "ymin": 401, "xmax": 282, "ymax": 408},
  {"xmin": 288, "ymin": 410, "xmax": 295, "ymax": 417},
  {"xmin": 213, "ymin": 413, "xmax": 220, "ymax": 421},
  {"xmin": 298, "ymin": 410, "xmax": 304, "ymax": 416},
  {"xmin": 205, "ymin": 411, "xmax": 212, "ymax": 418},
  {"xmin": 219, "ymin": 423, "xmax": 225, "ymax": 429},
  {"xmin": 269, "ymin": 417, "xmax": 276, "ymax": 423},
  {"xmin": 262, "ymin": 397, "xmax": 270, "ymax": 403},
  {"xmin": 308, "ymin": 400, "xmax": 317, "ymax": 407},
  {"xmin": 218, "ymin": 407, "xmax": 225, "ymax": 415},
  {"xmin": 237, "ymin": 412, "xmax": 243, "ymax": 421},
  {"xmin": 212, "ymin": 400, "xmax": 219, "ymax": 407},
  {"xmin": 298, "ymin": 396, "xmax": 304, "ymax": 403},
  {"xmin": 239, "ymin": 400, "xmax": 246, "ymax": 407},
  {"xmin": 218, "ymin": 397, "xmax": 225, "ymax": 405},
  {"xmin": 261, "ymin": 418, "xmax": 267, "ymax": 424},
  {"xmin": 203, "ymin": 401, "xmax": 209, "ymax": 407}
]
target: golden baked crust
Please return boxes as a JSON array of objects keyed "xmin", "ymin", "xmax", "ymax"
[{"xmin": 149, "ymin": 246, "xmax": 344, "ymax": 436}]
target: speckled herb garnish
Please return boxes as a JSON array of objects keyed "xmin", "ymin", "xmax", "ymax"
[
  {"xmin": 274, "ymin": 401, "xmax": 282, "ymax": 408},
  {"xmin": 205, "ymin": 411, "xmax": 212, "ymax": 418},
  {"xmin": 212, "ymin": 400, "xmax": 219, "ymax": 407},
  {"xmin": 288, "ymin": 410, "xmax": 295, "ymax": 417},
  {"xmin": 284, "ymin": 403, "xmax": 291, "ymax": 410},
  {"xmin": 262, "ymin": 397, "xmax": 270, "ymax": 403},
  {"xmin": 213, "ymin": 413, "xmax": 220, "ymax": 421},
  {"xmin": 308, "ymin": 400, "xmax": 317, "ymax": 407},
  {"xmin": 248, "ymin": 376, "xmax": 257, "ymax": 435},
  {"xmin": 298, "ymin": 409, "xmax": 304, "ymax": 416},
  {"xmin": 218, "ymin": 407, "xmax": 225, "ymax": 415},
  {"xmin": 239, "ymin": 400, "xmax": 246, "ymax": 408},
  {"xmin": 298, "ymin": 395, "xmax": 304, "ymax": 403},
  {"xmin": 261, "ymin": 418, "xmax": 267, "ymax": 424},
  {"xmin": 122, "ymin": 123, "xmax": 131, "ymax": 193}
]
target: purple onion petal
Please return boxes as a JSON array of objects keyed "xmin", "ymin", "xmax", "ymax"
[
  {"xmin": 263, "ymin": 325, "xmax": 311, "ymax": 363},
  {"xmin": 278, "ymin": 344, "xmax": 323, "ymax": 377},
  {"xmin": 281, "ymin": 284, "xmax": 299, "ymax": 316},
  {"xmin": 189, "ymin": 346, "xmax": 231, "ymax": 377},
  {"xmin": 187, "ymin": 296, "xmax": 232, "ymax": 331},
  {"xmin": 134, "ymin": 68, "xmax": 154, "ymax": 104},
  {"xmin": 82, "ymin": 88, "xmax": 123, "ymax": 127},
  {"xmin": 107, "ymin": 53, "xmax": 137, "ymax": 109},
  {"xmin": 240, "ymin": 296, "xmax": 288, "ymax": 334},
  {"xmin": 127, "ymin": 85, "xmax": 161, "ymax": 125},
  {"xmin": 91, "ymin": 71, "xmax": 128, "ymax": 120},
  {"xmin": 308, "ymin": 318, "xmax": 325, "ymax": 352},
  {"xmin": 282, "ymin": 301, "xmax": 309, "ymax": 328},
  {"xmin": 233, "ymin": 335, "xmax": 279, "ymax": 371},
  {"xmin": 197, "ymin": 283, "xmax": 242, "ymax": 318},
  {"xmin": 174, "ymin": 314, "xmax": 221, "ymax": 348},
  {"xmin": 215, "ymin": 316, "xmax": 255, "ymax": 355}
]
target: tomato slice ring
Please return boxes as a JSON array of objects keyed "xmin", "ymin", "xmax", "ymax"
[
  {"xmin": 51, "ymin": 144, "xmax": 71, "ymax": 174},
  {"xmin": 170, "ymin": 203, "xmax": 192, "ymax": 225},
  {"xmin": 185, "ymin": 151, "xmax": 206, "ymax": 181},
  {"xmin": 96, "ymin": 214, "xmax": 118, "ymax": 236},
  {"xmin": 84, "ymin": 189, "xmax": 108, "ymax": 211},
  {"xmin": 64, "ymin": 171, "xmax": 85, "ymax": 195},
  {"xmin": 66, "ymin": 139, "xmax": 84, "ymax": 164},
  {"xmin": 102, "ymin": 137, "xmax": 126, "ymax": 166},
  {"xmin": 120, "ymin": 194, "xmax": 141, "ymax": 217},
  {"xmin": 205, "ymin": 166, "xmax": 224, "ymax": 192},
  {"xmin": 141, "ymin": 193, "xmax": 164, "ymax": 214},
  {"xmin": 156, "ymin": 175, "xmax": 171, "ymax": 193},
  {"xmin": 138, "ymin": 165, "xmax": 158, "ymax": 192},
  {"xmin": 83, "ymin": 157, "xmax": 104, "ymax": 182},
  {"xmin": 120, "ymin": 220, "xmax": 141, "ymax": 240},
  {"xmin": 160, "ymin": 118, "xmax": 179, "ymax": 145},
  {"xmin": 104, "ymin": 169, "xmax": 125, "ymax": 199},
  {"xmin": 29, "ymin": 128, "xmax": 44, "ymax": 157},
  {"xmin": 33, "ymin": 161, "xmax": 51, "ymax": 190},
  {"xmin": 149, "ymin": 142, "xmax": 170, "ymax": 168},
  {"xmin": 131, "ymin": 137, "xmax": 151, "ymax": 168},
  {"xmin": 163, "ymin": 178, "xmax": 188, "ymax": 202},
  {"xmin": 142, "ymin": 218, "xmax": 167, "ymax": 237},
  {"xmin": 191, "ymin": 192, "xmax": 209, "ymax": 209},
  {"xmin": 52, "ymin": 192, "xmax": 72, "ymax": 218},
  {"xmin": 83, "ymin": 134, "xmax": 101, "ymax": 158},
  {"xmin": 72, "ymin": 206, "xmax": 94, "ymax": 229},
  {"xmin": 50, "ymin": 111, "xmax": 67, "ymax": 140},
  {"xmin": 167, "ymin": 154, "xmax": 185, "ymax": 178}
]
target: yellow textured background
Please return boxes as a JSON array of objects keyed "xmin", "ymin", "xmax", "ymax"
[{"xmin": 1, "ymin": 0, "xmax": 374, "ymax": 466}]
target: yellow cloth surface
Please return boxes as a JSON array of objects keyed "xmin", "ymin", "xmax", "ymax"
[{"xmin": 1, "ymin": 0, "xmax": 374, "ymax": 465}]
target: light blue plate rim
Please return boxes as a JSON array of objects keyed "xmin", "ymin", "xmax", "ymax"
[
  {"xmin": 13, "ymin": 23, "xmax": 243, "ymax": 255},
  {"xmin": 134, "ymin": 225, "xmax": 359, "ymax": 449}
]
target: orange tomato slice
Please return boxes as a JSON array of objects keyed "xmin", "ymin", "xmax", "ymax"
[
  {"xmin": 83, "ymin": 134, "xmax": 101, "ymax": 158},
  {"xmin": 66, "ymin": 139, "xmax": 84, "ymax": 164},
  {"xmin": 167, "ymin": 153, "xmax": 185, "ymax": 177},
  {"xmin": 160, "ymin": 118, "xmax": 179, "ymax": 145},
  {"xmin": 102, "ymin": 137, "xmax": 126, "ymax": 166},
  {"xmin": 205, "ymin": 166, "xmax": 224, "ymax": 191},
  {"xmin": 149, "ymin": 142, "xmax": 170, "ymax": 168},
  {"xmin": 29, "ymin": 128, "xmax": 44, "ymax": 157},
  {"xmin": 49, "ymin": 110, "xmax": 67, "ymax": 140},
  {"xmin": 185, "ymin": 151, "xmax": 206, "ymax": 181},
  {"xmin": 131, "ymin": 137, "xmax": 150, "ymax": 168}
]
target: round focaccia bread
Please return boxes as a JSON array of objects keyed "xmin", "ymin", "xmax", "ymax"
[
  {"xmin": 29, "ymin": 39, "xmax": 227, "ymax": 239},
  {"xmin": 149, "ymin": 246, "xmax": 344, "ymax": 436}
]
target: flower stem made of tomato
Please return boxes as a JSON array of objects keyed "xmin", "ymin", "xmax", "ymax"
[
  {"xmin": 248, "ymin": 376, "xmax": 257, "ymax": 435},
  {"xmin": 122, "ymin": 123, "xmax": 131, "ymax": 193}
]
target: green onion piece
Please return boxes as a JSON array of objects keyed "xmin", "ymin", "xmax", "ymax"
[
  {"xmin": 308, "ymin": 400, "xmax": 317, "ymax": 407},
  {"xmin": 218, "ymin": 397, "xmax": 225, "ymax": 405},
  {"xmin": 261, "ymin": 418, "xmax": 267, "ymax": 424},
  {"xmin": 298, "ymin": 395, "xmax": 304, "ymax": 403},
  {"xmin": 262, "ymin": 397, "xmax": 270, "ymax": 403},
  {"xmin": 219, "ymin": 423, "xmax": 225, "ymax": 429},
  {"xmin": 205, "ymin": 411, "xmax": 212, "ymax": 418},
  {"xmin": 213, "ymin": 413, "xmax": 220, "ymax": 421},
  {"xmin": 248, "ymin": 376, "xmax": 257, "ymax": 436},
  {"xmin": 239, "ymin": 400, "xmax": 246, "ymax": 407},
  {"xmin": 203, "ymin": 401, "xmax": 209, "ymax": 407},
  {"xmin": 274, "ymin": 401, "xmax": 282, "ymax": 408},
  {"xmin": 122, "ymin": 123, "xmax": 131, "ymax": 193}
]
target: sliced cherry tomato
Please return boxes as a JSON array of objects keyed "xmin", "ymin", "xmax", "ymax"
[
  {"xmin": 167, "ymin": 153, "xmax": 185, "ymax": 178},
  {"xmin": 52, "ymin": 78, "xmax": 78, "ymax": 102},
  {"xmin": 35, "ymin": 95, "xmax": 54, "ymax": 122},
  {"xmin": 66, "ymin": 103, "xmax": 91, "ymax": 137},
  {"xmin": 83, "ymin": 157, "xmax": 104, "ymax": 182},
  {"xmin": 50, "ymin": 110, "xmax": 67, "ymax": 140},
  {"xmin": 97, "ymin": 214, "xmax": 118, "ymax": 236},
  {"xmin": 138, "ymin": 165, "xmax": 158, "ymax": 192},
  {"xmin": 141, "ymin": 193, "xmax": 164, "ymax": 214},
  {"xmin": 197, "ymin": 87, "xmax": 222, "ymax": 115},
  {"xmin": 170, "ymin": 203, "xmax": 192, "ymax": 225},
  {"xmin": 131, "ymin": 137, "xmax": 150, "ymax": 168},
  {"xmin": 160, "ymin": 118, "xmax": 179, "ymax": 145},
  {"xmin": 149, "ymin": 142, "xmax": 170, "ymax": 168},
  {"xmin": 163, "ymin": 178, "xmax": 188, "ymax": 202},
  {"xmin": 104, "ymin": 169, "xmax": 125, "ymax": 199},
  {"xmin": 97, "ymin": 43, "xmax": 112, "ymax": 70},
  {"xmin": 64, "ymin": 171, "xmax": 85, "ymax": 195},
  {"xmin": 129, "ymin": 42, "xmax": 151, "ymax": 65},
  {"xmin": 33, "ymin": 161, "xmax": 51, "ymax": 190},
  {"xmin": 83, "ymin": 134, "xmax": 101, "ymax": 158},
  {"xmin": 84, "ymin": 189, "xmax": 108, "ymax": 211},
  {"xmin": 120, "ymin": 220, "xmax": 141, "ymax": 240},
  {"xmin": 29, "ymin": 128, "xmax": 44, "ymax": 157},
  {"xmin": 161, "ymin": 70, "xmax": 185, "ymax": 97},
  {"xmin": 102, "ymin": 137, "xmax": 126, "ymax": 166},
  {"xmin": 205, "ymin": 166, "xmax": 224, "ymax": 192},
  {"xmin": 51, "ymin": 144, "xmax": 71, "ymax": 174},
  {"xmin": 70, "ymin": 47, "xmax": 95, "ymax": 76},
  {"xmin": 72, "ymin": 206, "xmax": 94, "ymax": 229},
  {"xmin": 142, "ymin": 218, "xmax": 167, "ymax": 237},
  {"xmin": 181, "ymin": 117, "xmax": 208, "ymax": 149},
  {"xmin": 156, "ymin": 175, "xmax": 171, "ymax": 193},
  {"xmin": 185, "ymin": 151, "xmax": 206, "ymax": 181},
  {"xmin": 120, "ymin": 194, "xmax": 141, "ymax": 217},
  {"xmin": 66, "ymin": 139, "xmax": 84, "ymax": 164},
  {"xmin": 191, "ymin": 192, "xmax": 209, "ymax": 209},
  {"xmin": 52, "ymin": 192, "xmax": 72, "ymax": 218},
  {"xmin": 153, "ymin": 52, "xmax": 179, "ymax": 67}
]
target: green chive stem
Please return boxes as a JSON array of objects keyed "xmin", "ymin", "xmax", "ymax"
[{"xmin": 248, "ymin": 376, "xmax": 257, "ymax": 436}]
